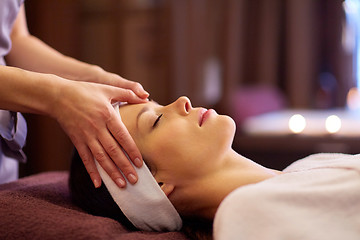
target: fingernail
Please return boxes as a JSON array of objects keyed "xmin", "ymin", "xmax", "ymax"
[
  {"xmin": 134, "ymin": 157, "xmax": 143, "ymax": 168},
  {"xmin": 128, "ymin": 173, "xmax": 138, "ymax": 184},
  {"xmin": 93, "ymin": 179, "xmax": 100, "ymax": 188},
  {"xmin": 116, "ymin": 178, "xmax": 126, "ymax": 188}
]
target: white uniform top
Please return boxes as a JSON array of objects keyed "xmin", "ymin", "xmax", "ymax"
[{"xmin": 214, "ymin": 153, "xmax": 360, "ymax": 240}]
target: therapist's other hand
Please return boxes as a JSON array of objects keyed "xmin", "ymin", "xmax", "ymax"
[
  {"xmin": 53, "ymin": 79, "xmax": 148, "ymax": 188},
  {"xmin": 79, "ymin": 66, "xmax": 149, "ymax": 100}
]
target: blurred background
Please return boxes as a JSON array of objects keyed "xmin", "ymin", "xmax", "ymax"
[{"xmin": 20, "ymin": 0, "xmax": 359, "ymax": 176}]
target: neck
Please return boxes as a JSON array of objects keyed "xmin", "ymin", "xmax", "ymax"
[{"xmin": 173, "ymin": 149, "xmax": 281, "ymax": 220}]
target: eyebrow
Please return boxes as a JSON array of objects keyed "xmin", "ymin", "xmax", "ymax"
[{"xmin": 136, "ymin": 106, "xmax": 149, "ymax": 129}]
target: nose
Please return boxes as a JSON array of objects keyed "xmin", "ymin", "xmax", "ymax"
[{"xmin": 174, "ymin": 96, "xmax": 192, "ymax": 115}]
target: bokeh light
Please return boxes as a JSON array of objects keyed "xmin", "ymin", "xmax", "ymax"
[
  {"xmin": 289, "ymin": 114, "xmax": 306, "ymax": 134},
  {"xmin": 325, "ymin": 115, "xmax": 342, "ymax": 133}
]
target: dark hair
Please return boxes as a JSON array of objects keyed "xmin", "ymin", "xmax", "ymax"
[
  {"xmin": 68, "ymin": 149, "xmax": 136, "ymax": 230},
  {"xmin": 68, "ymin": 149, "xmax": 213, "ymax": 239}
]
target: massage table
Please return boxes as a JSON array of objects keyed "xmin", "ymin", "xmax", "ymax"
[{"xmin": 0, "ymin": 172, "xmax": 189, "ymax": 240}]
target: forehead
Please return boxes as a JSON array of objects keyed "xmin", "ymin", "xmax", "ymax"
[
  {"xmin": 118, "ymin": 101, "xmax": 160, "ymax": 131},
  {"xmin": 119, "ymin": 101, "xmax": 160, "ymax": 115}
]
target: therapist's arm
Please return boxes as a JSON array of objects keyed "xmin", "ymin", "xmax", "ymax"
[
  {"xmin": 4, "ymin": 5, "xmax": 148, "ymax": 188},
  {"xmin": 6, "ymin": 6, "xmax": 148, "ymax": 94}
]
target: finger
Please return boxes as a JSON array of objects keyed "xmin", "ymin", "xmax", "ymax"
[
  {"xmin": 111, "ymin": 88, "xmax": 148, "ymax": 104},
  {"xmin": 76, "ymin": 144, "xmax": 102, "ymax": 188},
  {"xmin": 117, "ymin": 78, "xmax": 149, "ymax": 99},
  {"xmin": 107, "ymin": 113, "xmax": 143, "ymax": 169},
  {"xmin": 99, "ymin": 130, "xmax": 139, "ymax": 185},
  {"xmin": 89, "ymin": 140, "xmax": 127, "ymax": 188}
]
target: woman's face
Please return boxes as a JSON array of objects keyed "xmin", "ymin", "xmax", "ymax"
[{"xmin": 119, "ymin": 96, "xmax": 235, "ymax": 185}]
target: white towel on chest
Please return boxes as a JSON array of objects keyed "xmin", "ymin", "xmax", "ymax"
[{"xmin": 214, "ymin": 153, "xmax": 360, "ymax": 240}]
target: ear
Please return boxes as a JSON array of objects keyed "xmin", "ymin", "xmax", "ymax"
[{"xmin": 158, "ymin": 182, "xmax": 175, "ymax": 197}]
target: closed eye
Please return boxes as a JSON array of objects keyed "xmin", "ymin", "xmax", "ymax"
[{"xmin": 153, "ymin": 114, "xmax": 163, "ymax": 128}]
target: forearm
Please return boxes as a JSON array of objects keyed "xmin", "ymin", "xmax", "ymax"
[
  {"xmin": 6, "ymin": 6, "xmax": 148, "ymax": 99},
  {"xmin": 0, "ymin": 65, "xmax": 63, "ymax": 116},
  {"xmin": 5, "ymin": 34, "xmax": 101, "ymax": 82}
]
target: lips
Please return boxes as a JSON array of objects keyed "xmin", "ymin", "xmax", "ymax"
[{"xmin": 199, "ymin": 108, "xmax": 215, "ymax": 126}]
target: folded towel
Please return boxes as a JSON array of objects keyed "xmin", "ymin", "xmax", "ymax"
[{"xmin": 95, "ymin": 103, "xmax": 182, "ymax": 231}]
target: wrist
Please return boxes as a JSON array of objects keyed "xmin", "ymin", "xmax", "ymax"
[
  {"xmin": 36, "ymin": 73, "xmax": 73, "ymax": 119},
  {"xmin": 71, "ymin": 62, "xmax": 105, "ymax": 83},
  {"xmin": 0, "ymin": 67, "xmax": 65, "ymax": 116}
]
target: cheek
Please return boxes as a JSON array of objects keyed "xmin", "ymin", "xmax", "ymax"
[
  {"xmin": 150, "ymin": 126, "xmax": 194, "ymax": 160},
  {"xmin": 143, "ymin": 124, "xmax": 198, "ymax": 174},
  {"xmin": 141, "ymin": 116, "xmax": 236, "ymax": 178}
]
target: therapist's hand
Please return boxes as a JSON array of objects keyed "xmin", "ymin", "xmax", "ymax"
[
  {"xmin": 53, "ymin": 78, "xmax": 148, "ymax": 188},
  {"xmin": 75, "ymin": 65, "xmax": 150, "ymax": 99}
]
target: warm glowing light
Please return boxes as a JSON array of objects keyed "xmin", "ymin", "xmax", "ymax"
[
  {"xmin": 325, "ymin": 115, "xmax": 342, "ymax": 133},
  {"xmin": 347, "ymin": 87, "xmax": 360, "ymax": 110},
  {"xmin": 289, "ymin": 114, "xmax": 306, "ymax": 133}
]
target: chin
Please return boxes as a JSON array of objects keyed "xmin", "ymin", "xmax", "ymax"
[
  {"xmin": 217, "ymin": 115, "xmax": 236, "ymax": 143},
  {"xmin": 225, "ymin": 115, "xmax": 236, "ymax": 136},
  {"xmin": 219, "ymin": 113, "xmax": 236, "ymax": 127}
]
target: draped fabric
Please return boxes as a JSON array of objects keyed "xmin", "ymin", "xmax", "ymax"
[
  {"xmin": 218, "ymin": 0, "xmax": 351, "ymax": 110},
  {"xmin": 164, "ymin": 0, "xmax": 351, "ymax": 112}
]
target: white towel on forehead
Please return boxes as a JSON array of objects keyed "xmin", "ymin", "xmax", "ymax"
[{"xmin": 95, "ymin": 102, "xmax": 182, "ymax": 231}]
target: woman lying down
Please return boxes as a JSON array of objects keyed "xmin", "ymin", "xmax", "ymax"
[{"xmin": 69, "ymin": 96, "xmax": 360, "ymax": 240}]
